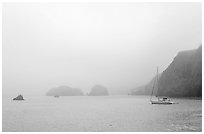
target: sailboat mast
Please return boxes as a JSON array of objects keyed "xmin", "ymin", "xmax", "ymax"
[
  {"xmin": 156, "ymin": 66, "xmax": 159, "ymax": 97},
  {"xmin": 150, "ymin": 67, "xmax": 158, "ymax": 101}
]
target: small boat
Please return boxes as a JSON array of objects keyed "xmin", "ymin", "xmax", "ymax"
[
  {"xmin": 150, "ymin": 67, "xmax": 174, "ymax": 105},
  {"xmin": 54, "ymin": 95, "xmax": 59, "ymax": 98}
]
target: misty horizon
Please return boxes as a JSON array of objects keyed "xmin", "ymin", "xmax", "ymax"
[{"xmin": 2, "ymin": 2, "xmax": 202, "ymax": 96}]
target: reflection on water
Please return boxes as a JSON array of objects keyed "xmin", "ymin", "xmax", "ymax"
[{"xmin": 2, "ymin": 95, "xmax": 202, "ymax": 132}]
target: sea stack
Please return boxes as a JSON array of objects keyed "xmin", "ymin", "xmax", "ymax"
[
  {"xmin": 89, "ymin": 85, "xmax": 109, "ymax": 96},
  {"xmin": 13, "ymin": 94, "xmax": 24, "ymax": 100}
]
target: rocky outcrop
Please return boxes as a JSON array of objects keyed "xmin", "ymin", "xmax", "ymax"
[
  {"xmin": 13, "ymin": 94, "xmax": 24, "ymax": 100},
  {"xmin": 89, "ymin": 85, "xmax": 109, "ymax": 96},
  {"xmin": 157, "ymin": 45, "xmax": 202, "ymax": 97},
  {"xmin": 46, "ymin": 86, "xmax": 84, "ymax": 96}
]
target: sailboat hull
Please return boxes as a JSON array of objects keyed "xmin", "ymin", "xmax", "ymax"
[{"xmin": 151, "ymin": 100, "xmax": 174, "ymax": 104}]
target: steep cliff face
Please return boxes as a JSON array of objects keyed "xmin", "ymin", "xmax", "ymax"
[
  {"xmin": 46, "ymin": 86, "xmax": 84, "ymax": 96},
  {"xmin": 157, "ymin": 45, "xmax": 202, "ymax": 97},
  {"xmin": 131, "ymin": 45, "xmax": 202, "ymax": 97}
]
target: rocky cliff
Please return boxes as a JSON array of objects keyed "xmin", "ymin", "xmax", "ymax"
[
  {"xmin": 131, "ymin": 45, "xmax": 202, "ymax": 97},
  {"xmin": 157, "ymin": 45, "xmax": 202, "ymax": 97}
]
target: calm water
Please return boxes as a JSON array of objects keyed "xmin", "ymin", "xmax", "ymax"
[{"xmin": 2, "ymin": 95, "xmax": 202, "ymax": 132}]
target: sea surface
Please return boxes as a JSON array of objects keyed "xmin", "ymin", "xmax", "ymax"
[{"xmin": 2, "ymin": 95, "xmax": 202, "ymax": 132}]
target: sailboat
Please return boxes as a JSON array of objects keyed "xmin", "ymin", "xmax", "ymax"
[{"xmin": 150, "ymin": 67, "xmax": 174, "ymax": 104}]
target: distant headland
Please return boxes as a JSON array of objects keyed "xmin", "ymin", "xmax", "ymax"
[{"xmin": 46, "ymin": 86, "xmax": 84, "ymax": 96}]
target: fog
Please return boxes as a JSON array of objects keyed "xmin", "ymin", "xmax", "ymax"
[{"xmin": 2, "ymin": 2, "xmax": 201, "ymax": 96}]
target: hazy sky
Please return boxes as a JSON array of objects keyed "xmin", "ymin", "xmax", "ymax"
[{"xmin": 2, "ymin": 2, "xmax": 202, "ymax": 96}]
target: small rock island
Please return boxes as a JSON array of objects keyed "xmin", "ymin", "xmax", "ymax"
[
  {"xmin": 13, "ymin": 94, "xmax": 24, "ymax": 100},
  {"xmin": 89, "ymin": 85, "xmax": 109, "ymax": 96},
  {"xmin": 46, "ymin": 86, "xmax": 84, "ymax": 96}
]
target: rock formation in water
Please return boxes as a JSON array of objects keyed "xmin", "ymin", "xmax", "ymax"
[
  {"xmin": 13, "ymin": 94, "xmax": 24, "ymax": 100},
  {"xmin": 89, "ymin": 85, "xmax": 109, "ymax": 96},
  {"xmin": 131, "ymin": 45, "xmax": 202, "ymax": 97},
  {"xmin": 157, "ymin": 45, "xmax": 202, "ymax": 97},
  {"xmin": 46, "ymin": 86, "xmax": 84, "ymax": 96}
]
